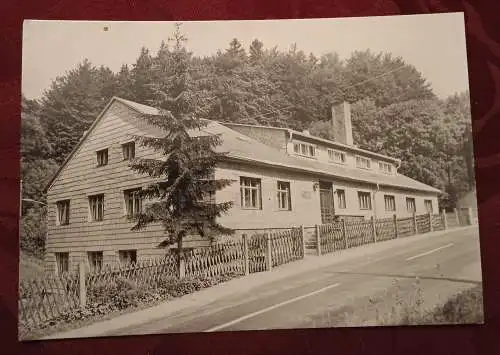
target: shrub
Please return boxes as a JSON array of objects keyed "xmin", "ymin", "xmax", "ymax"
[{"xmin": 87, "ymin": 277, "xmax": 145, "ymax": 310}]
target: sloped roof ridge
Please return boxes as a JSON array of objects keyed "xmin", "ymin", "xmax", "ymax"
[{"xmin": 44, "ymin": 97, "xmax": 440, "ymax": 194}]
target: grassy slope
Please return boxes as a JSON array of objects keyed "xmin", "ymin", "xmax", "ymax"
[{"xmin": 19, "ymin": 250, "xmax": 45, "ymax": 281}]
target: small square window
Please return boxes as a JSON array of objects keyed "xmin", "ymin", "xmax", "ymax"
[
  {"xmin": 406, "ymin": 197, "xmax": 416, "ymax": 213},
  {"xmin": 119, "ymin": 250, "xmax": 137, "ymax": 265},
  {"xmin": 56, "ymin": 200, "xmax": 70, "ymax": 225},
  {"xmin": 356, "ymin": 156, "xmax": 371, "ymax": 169},
  {"xmin": 240, "ymin": 177, "xmax": 262, "ymax": 209},
  {"xmin": 358, "ymin": 191, "xmax": 372, "ymax": 210},
  {"xmin": 96, "ymin": 149, "xmax": 108, "ymax": 167},
  {"xmin": 89, "ymin": 194, "xmax": 104, "ymax": 221},
  {"xmin": 55, "ymin": 252, "xmax": 69, "ymax": 274},
  {"xmin": 336, "ymin": 189, "xmax": 346, "ymax": 209},
  {"xmin": 124, "ymin": 189, "xmax": 142, "ymax": 218},
  {"xmin": 384, "ymin": 195, "xmax": 396, "ymax": 212},
  {"xmin": 122, "ymin": 142, "xmax": 135, "ymax": 161},
  {"xmin": 277, "ymin": 181, "xmax": 291, "ymax": 211},
  {"xmin": 88, "ymin": 251, "xmax": 103, "ymax": 272},
  {"xmin": 424, "ymin": 200, "xmax": 433, "ymax": 213}
]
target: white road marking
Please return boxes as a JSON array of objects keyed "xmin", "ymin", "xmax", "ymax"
[
  {"xmin": 405, "ymin": 243, "xmax": 454, "ymax": 261},
  {"xmin": 205, "ymin": 282, "xmax": 341, "ymax": 332}
]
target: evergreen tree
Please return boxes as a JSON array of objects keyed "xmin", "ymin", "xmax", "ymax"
[
  {"xmin": 115, "ymin": 64, "xmax": 135, "ymax": 100},
  {"xmin": 20, "ymin": 104, "xmax": 59, "ymax": 256},
  {"xmin": 249, "ymin": 39, "xmax": 264, "ymax": 64},
  {"xmin": 38, "ymin": 59, "xmax": 116, "ymax": 163},
  {"xmin": 129, "ymin": 24, "xmax": 235, "ymax": 254},
  {"xmin": 343, "ymin": 50, "xmax": 435, "ymax": 106},
  {"xmin": 131, "ymin": 47, "xmax": 155, "ymax": 105}
]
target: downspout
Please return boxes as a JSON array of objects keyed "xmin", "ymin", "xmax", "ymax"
[
  {"xmin": 395, "ymin": 159, "xmax": 402, "ymax": 174},
  {"xmin": 373, "ymin": 183, "xmax": 380, "ymax": 219},
  {"xmin": 286, "ymin": 130, "xmax": 293, "ymax": 155}
]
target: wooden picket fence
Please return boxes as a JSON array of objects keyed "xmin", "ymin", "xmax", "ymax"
[
  {"xmin": 19, "ymin": 208, "xmax": 476, "ymax": 332},
  {"xmin": 270, "ymin": 228, "xmax": 303, "ymax": 267},
  {"xmin": 346, "ymin": 219, "xmax": 374, "ymax": 248},
  {"xmin": 375, "ymin": 217, "xmax": 397, "ymax": 242},
  {"xmin": 184, "ymin": 242, "xmax": 245, "ymax": 278},
  {"xmin": 317, "ymin": 210, "xmax": 475, "ymax": 255},
  {"xmin": 86, "ymin": 254, "xmax": 179, "ymax": 290},
  {"xmin": 18, "ymin": 229, "xmax": 304, "ymax": 331},
  {"xmin": 247, "ymin": 233, "xmax": 268, "ymax": 273},
  {"xmin": 19, "ymin": 273, "xmax": 80, "ymax": 330}
]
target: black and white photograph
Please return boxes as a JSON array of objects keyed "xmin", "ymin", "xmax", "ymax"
[{"xmin": 19, "ymin": 14, "xmax": 482, "ymax": 341}]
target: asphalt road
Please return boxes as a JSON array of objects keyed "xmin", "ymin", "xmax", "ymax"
[{"xmin": 106, "ymin": 227, "xmax": 482, "ymax": 335}]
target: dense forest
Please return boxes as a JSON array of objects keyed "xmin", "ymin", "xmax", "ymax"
[{"xmin": 20, "ymin": 33, "xmax": 475, "ymax": 256}]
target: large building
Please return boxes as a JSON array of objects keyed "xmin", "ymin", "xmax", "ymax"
[{"xmin": 43, "ymin": 97, "xmax": 441, "ymax": 274}]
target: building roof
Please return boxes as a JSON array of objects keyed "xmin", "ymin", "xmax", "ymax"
[
  {"xmin": 222, "ymin": 122, "xmax": 401, "ymax": 164},
  {"xmin": 44, "ymin": 97, "xmax": 441, "ymax": 194}
]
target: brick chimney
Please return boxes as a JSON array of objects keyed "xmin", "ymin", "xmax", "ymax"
[{"xmin": 331, "ymin": 101, "xmax": 353, "ymax": 145}]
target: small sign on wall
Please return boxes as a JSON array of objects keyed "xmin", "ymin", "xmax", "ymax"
[{"xmin": 302, "ymin": 190, "xmax": 312, "ymax": 199}]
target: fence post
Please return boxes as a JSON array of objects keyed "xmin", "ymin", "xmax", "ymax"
[
  {"xmin": 300, "ymin": 225, "xmax": 306, "ymax": 258},
  {"xmin": 467, "ymin": 207, "xmax": 473, "ymax": 225},
  {"xmin": 78, "ymin": 262, "xmax": 87, "ymax": 309},
  {"xmin": 413, "ymin": 213, "xmax": 418, "ymax": 235},
  {"xmin": 242, "ymin": 234, "xmax": 249, "ymax": 275},
  {"xmin": 315, "ymin": 224, "xmax": 321, "ymax": 256},
  {"xmin": 394, "ymin": 214, "xmax": 399, "ymax": 238},
  {"xmin": 342, "ymin": 219, "xmax": 348, "ymax": 249},
  {"xmin": 178, "ymin": 252, "xmax": 186, "ymax": 278},
  {"xmin": 371, "ymin": 216, "xmax": 377, "ymax": 243},
  {"xmin": 454, "ymin": 208, "xmax": 460, "ymax": 226},
  {"xmin": 428, "ymin": 212, "xmax": 433, "ymax": 232},
  {"xmin": 441, "ymin": 209, "xmax": 448, "ymax": 230},
  {"xmin": 266, "ymin": 233, "xmax": 272, "ymax": 271}
]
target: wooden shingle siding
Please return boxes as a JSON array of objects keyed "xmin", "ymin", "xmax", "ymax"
[{"xmin": 45, "ymin": 101, "xmax": 205, "ymax": 273}]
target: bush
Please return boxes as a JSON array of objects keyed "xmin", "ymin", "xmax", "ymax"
[
  {"xmin": 87, "ymin": 277, "xmax": 146, "ymax": 310},
  {"xmin": 20, "ymin": 269, "xmax": 245, "ymax": 338}
]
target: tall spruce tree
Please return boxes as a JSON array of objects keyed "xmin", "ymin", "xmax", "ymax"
[{"xmin": 129, "ymin": 24, "xmax": 235, "ymax": 253}]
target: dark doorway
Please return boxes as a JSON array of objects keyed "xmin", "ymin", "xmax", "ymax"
[{"xmin": 319, "ymin": 181, "xmax": 335, "ymax": 224}]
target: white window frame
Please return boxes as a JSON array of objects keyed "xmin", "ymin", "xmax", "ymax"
[
  {"xmin": 96, "ymin": 148, "xmax": 108, "ymax": 167},
  {"xmin": 124, "ymin": 188, "xmax": 142, "ymax": 219},
  {"xmin": 356, "ymin": 156, "xmax": 372, "ymax": 170},
  {"xmin": 240, "ymin": 177, "xmax": 262, "ymax": 209},
  {"xmin": 336, "ymin": 189, "xmax": 346, "ymax": 209},
  {"xmin": 358, "ymin": 191, "xmax": 372, "ymax": 210},
  {"xmin": 88, "ymin": 194, "xmax": 104, "ymax": 221},
  {"xmin": 379, "ymin": 161, "xmax": 393, "ymax": 174},
  {"xmin": 328, "ymin": 149, "xmax": 346, "ymax": 164},
  {"xmin": 406, "ymin": 197, "xmax": 416, "ymax": 214},
  {"xmin": 277, "ymin": 181, "xmax": 291, "ymax": 211},
  {"xmin": 56, "ymin": 200, "xmax": 70, "ymax": 226},
  {"xmin": 292, "ymin": 142, "xmax": 317, "ymax": 158},
  {"xmin": 424, "ymin": 199, "xmax": 433, "ymax": 213},
  {"xmin": 384, "ymin": 195, "xmax": 396, "ymax": 212},
  {"xmin": 122, "ymin": 142, "xmax": 135, "ymax": 161},
  {"xmin": 55, "ymin": 252, "xmax": 69, "ymax": 274}
]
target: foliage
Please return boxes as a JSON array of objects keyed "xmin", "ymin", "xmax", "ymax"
[
  {"xmin": 20, "ymin": 205, "xmax": 47, "ymax": 257},
  {"xmin": 38, "ymin": 59, "xmax": 119, "ymax": 164},
  {"xmin": 128, "ymin": 24, "xmax": 235, "ymax": 250},
  {"xmin": 20, "ymin": 100, "xmax": 59, "ymax": 255},
  {"xmin": 20, "ymin": 271, "xmax": 243, "ymax": 339},
  {"xmin": 22, "ymin": 24, "xmax": 473, "ymax": 216}
]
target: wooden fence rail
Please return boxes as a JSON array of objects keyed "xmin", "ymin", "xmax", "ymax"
[
  {"xmin": 317, "ymin": 211, "xmax": 471, "ymax": 255},
  {"xmin": 20, "ymin": 209, "xmax": 475, "ymax": 332},
  {"xmin": 19, "ymin": 273, "xmax": 80, "ymax": 330}
]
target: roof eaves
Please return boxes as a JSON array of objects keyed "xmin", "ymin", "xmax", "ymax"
[{"xmin": 224, "ymin": 154, "xmax": 441, "ymax": 194}]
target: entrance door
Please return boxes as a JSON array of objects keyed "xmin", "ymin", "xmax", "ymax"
[{"xmin": 319, "ymin": 181, "xmax": 335, "ymax": 224}]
